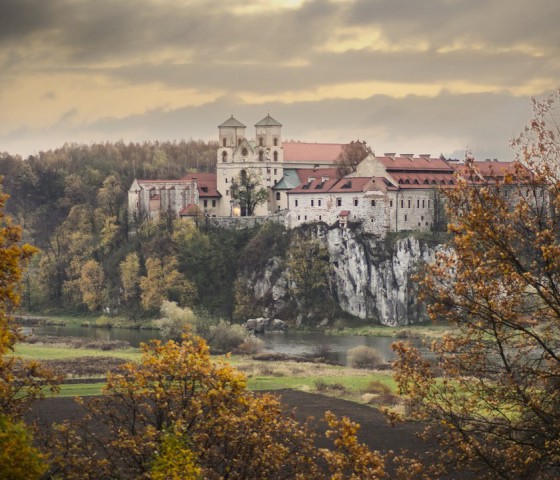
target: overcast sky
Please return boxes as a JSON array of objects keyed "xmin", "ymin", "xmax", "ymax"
[{"xmin": 1, "ymin": 0, "xmax": 558, "ymax": 160}]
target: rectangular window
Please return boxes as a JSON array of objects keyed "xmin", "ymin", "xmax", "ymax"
[
  {"xmin": 404, "ymin": 214, "xmax": 408, "ymax": 221},
  {"xmin": 274, "ymin": 168, "xmax": 277, "ymax": 175},
  {"xmin": 203, "ymin": 200, "xmax": 208, "ymax": 207},
  {"xmin": 311, "ymin": 200, "xmax": 314, "ymax": 207},
  {"xmin": 212, "ymin": 200, "xmax": 216, "ymax": 207},
  {"xmin": 337, "ymin": 198, "xmax": 342, "ymax": 207},
  {"xmin": 408, "ymin": 200, "xmax": 411, "ymax": 208},
  {"xmin": 225, "ymin": 178, "xmax": 228, "ymax": 183},
  {"xmin": 428, "ymin": 200, "xmax": 431, "ymax": 208},
  {"xmin": 297, "ymin": 215, "xmax": 300, "ymax": 220},
  {"xmin": 318, "ymin": 199, "xmax": 322, "ymax": 207},
  {"xmin": 319, "ymin": 215, "xmax": 322, "ymax": 221},
  {"xmin": 417, "ymin": 199, "xmax": 420, "ymax": 208},
  {"xmin": 390, "ymin": 200, "xmax": 393, "ymax": 207},
  {"xmin": 371, "ymin": 200, "xmax": 376, "ymax": 206},
  {"xmin": 401, "ymin": 200, "xmax": 404, "ymax": 208},
  {"xmin": 354, "ymin": 199, "xmax": 358, "ymax": 207},
  {"xmin": 422, "ymin": 199, "xmax": 425, "ymax": 208},
  {"xmin": 295, "ymin": 199, "xmax": 299, "ymax": 207},
  {"xmin": 226, "ymin": 190, "xmax": 229, "ymax": 196}
]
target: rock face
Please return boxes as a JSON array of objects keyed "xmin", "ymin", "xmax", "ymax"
[
  {"xmin": 244, "ymin": 317, "xmax": 288, "ymax": 333},
  {"xmin": 237, "ymin": 224, "xmax": 439, "ymax": 326}
]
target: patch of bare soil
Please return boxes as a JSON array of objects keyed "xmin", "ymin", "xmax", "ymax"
[
  {"xmin": 41, "ymin": 356, "xmax": 128, "ymax": 378},
  {"xmin": 24, "ymin": 335, "xmax": 130, "ymax": 350}
]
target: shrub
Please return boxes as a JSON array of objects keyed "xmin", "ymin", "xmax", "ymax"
[
  {"xmin": 156, "ymin": 301, "xmax": 197, "ymax": 341},
  {"xmin": 206, "ymin": 321, "xmax": 246, "ymax": 353},
  {"xmin": 347, "ymin": 345, "xmax": 383, "ymax": 369},
  {"xmin": 236, "ymin": 335, "xmax": 265, "ymax": 355},
  {"xmin": 95, "ymin": 316, "xmax": 113, "ymax": 328},
  {"xmin": 363, "ymin": 379, "xmax": 392, "ymax": 396}
]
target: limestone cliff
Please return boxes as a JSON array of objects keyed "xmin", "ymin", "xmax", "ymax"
[{"xmin": 236, "ymin": 224, "xmax": 439, "ymax": 326}]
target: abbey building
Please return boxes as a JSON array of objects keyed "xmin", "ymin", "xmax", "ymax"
[{"xmin": 128, "ymin": 115, "xmax": 517, "ymax": 236}]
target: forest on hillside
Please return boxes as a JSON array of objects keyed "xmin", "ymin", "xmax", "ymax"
[{"xmin": 0, "ymin": 140, "xmax": 266, "ymax": 319}]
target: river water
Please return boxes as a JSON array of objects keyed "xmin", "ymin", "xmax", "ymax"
[{"xmin": 26, "ymin": 324, "xmax": 428, "ymax": 365}]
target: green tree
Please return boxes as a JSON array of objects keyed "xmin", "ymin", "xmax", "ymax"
[
  {"xmin": 285, "ymin": 236, "xmax": 331, "ymax": 321},
  {"xmin": 231, "ymin": 168, "xmax": 268, "ymax": 216},
  {"xmin": 393, "ymin": 93, "xmax": 560, "ymax": 479}
]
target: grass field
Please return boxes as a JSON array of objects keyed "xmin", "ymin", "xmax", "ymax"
[{"xmin": 17, "ymin": 342, "xmax": 397, "ymax": 405}]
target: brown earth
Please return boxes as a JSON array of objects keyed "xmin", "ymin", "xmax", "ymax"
[{"xmin": 28, "ymin": 390, "xmax": 430, "ymax": 454}]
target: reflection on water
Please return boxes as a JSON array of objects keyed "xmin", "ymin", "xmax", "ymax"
[{"xmin": 26, "ymin": 325, "xmax": 429, "ymax": 366}]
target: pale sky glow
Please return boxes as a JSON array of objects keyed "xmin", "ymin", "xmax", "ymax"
[{"xmin": 1, "ymin": 0, "xmax": 559, "ymax": 160}]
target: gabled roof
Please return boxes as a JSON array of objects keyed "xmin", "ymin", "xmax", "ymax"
[
  {"xmin": 273, "ymin": 169, "xmax": 301, "ymax": 190},
  {"xmin": 218, "ymin": 116, "xmax": 246, "ymax": 128},
  {"xmin": 182, "ymin": 173, "xmax": 221, "ymax": 198},
  {"xmin": 179, "ymin": 204, "xmax": 203, "ymax": 216},
  {"xmin": 378, "ymin": 155, "xmax": 453, "ymax": 172},
  {"xmin": 283, "ymin": 142, "xmax": 344, "ymax": 163},
  {"xmin": 255, "ymin": 115, "xmax": 282, "ymax": 127},
  {"xmin": 455, "ymin": 161, "xmax": 529, "ymax": 184},
  {"xmin": 283, "ymin": 168, "xmax": 339, "ymax": 193},
  {"xmin": 390, "ymin": 172, "xmax": 456, "ymax": 189}
]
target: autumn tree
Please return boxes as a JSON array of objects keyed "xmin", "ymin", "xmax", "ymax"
[
  {"xmin": 79, "ymin": 259, "xmax": 105, "ymax": 311},
  {"xmin": 231, "ymin": 168, "xmax": 268, "ymax": 216},
  {"xmin": 0, "ymin": 186, "xmax": 59, "ymax": 479},
  {"xmin": 393, "ymin": 92, "xmax": 560, "ymax": 479},
  {"xmin": 48, "ymin": 332, "xmax": 387, "ymax": 479},
  {"xmin": 336, "ymin": 140, "xmax": 372, "ymax": 177}
]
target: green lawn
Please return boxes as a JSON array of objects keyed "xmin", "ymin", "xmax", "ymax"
[{"xmin": 13, "ymin": 344, "xmax": 141, "ymax": 361}]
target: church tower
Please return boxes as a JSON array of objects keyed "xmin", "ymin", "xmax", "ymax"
[{"xmin": 255, "ymin": 115, "xmax": 283, "ymax": 163}]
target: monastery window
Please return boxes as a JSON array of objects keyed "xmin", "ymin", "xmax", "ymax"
[
  {"xmin": 225, "ymin": 178, "xmax": 228, "ymax": 183},
  {"xmin": 417, "ymin": 199, "xmax": 420, "ymax": 208},
  {"xmin": 242, "ymin": 147, "xmax": 248, "ymax": 156},
  {"xmin": 421, "ymin": 215, "xmax": 424, "ymax": 220},
  {"xmin": 259, "ymin": 137, "xmax": 263, "ymax": 146},
  {"xmin": 311, "ymin": 200, "xmax": 314, "ymax": 207},
  {"xmin": 353, "ymin": 199, "xmax": 358, "ymax": 207},
  {"xmin": 203, "ymin": 200, "xmax": 208, "ymax": 208},
  {"xmin": 428, "ymin": 200, "xmax": 431, "ymax": 208},
  {"xmin": 319, "ymin": 215, "xmax": 322, "ymax": 221},
  {"xmin": 304, "ymin": 215, "xmax": 307, "ymax": 220},
  {"xmin": 259, "ymin": 151, "xmax": 264, "ymax": 161},
  {"xmin": 267, "ymin": 167, "xmax": 271, "ymax": 174},
  {"xmin": 422, "ymin": 199, "xmax": 425, "ymax": 208},
  {"xmin": 238, "ymin": 138, "xmax": 242, "ymax": 146},
  {"xmin": 226, "ymin": 190, "xmax": 229, "ymax": 196},
  {"xmin": 274, "ymin": 138, "xmax": 278, "ymax": 146},
  {"xmin": 371, "ymin": 200, "xmax": 376, "ymax": 206},
  {"xmin": 273, "ymin": 151, "xmax": 278, "ymax": 162},
  {"xmin": 212, "ymin": 200, "xmax": 216, "ymax": 207},
  {"xmin": 404, "ymin": 214, "xmax": 408, "ymax": 221},
  {"xmin": 390, "ymin": 200, "xmax": 393, "ymax": 207},
  {"xmin": 318, "ymin": 199, "xmax": 322, "ymax": 207},
  {"xmin": 295, "ymin": 199, "xmax": 299, "ymax": 207},
  {"xmin": 223, "ymin": 138, "xmax": 226, "ymax": 147},
  {"xmin": 274, "ymin": 168, "xmax": 277, "ymax": 175},
  {"xmin": 401, "ymin": 200, "xmax": 404, "ymax": 208},
  {"xmin": 222, "ymin": 151, "xmax": 227, "ymax": 162},
  {"xmin": 298, "ymin": 215, "xmax": 301, "ymax": 220},
  {"xmin": 276, "ymin": 192, "xmax": 281, "ymax": 200},
  {"xmin": 337, "ymin": 198, "xmax": 342, "ymax": 207},
  {"xmin": 408, "ymin": 199, "xmax": 411, "ymax": 208}
]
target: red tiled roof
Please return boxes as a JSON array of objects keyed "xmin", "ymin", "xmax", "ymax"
[
  {"xmin": 329, "ymin": 177, "xmax": 372, "ymax": 193},
  {"xmin": 283, "ymin": 142, "xmax": 344, "ymax": 163},
  {"xmin": 179, "ymin": 204, "xmax": 202, "ymax": 216},
  {"xmin": 378, "ymin": 155, "xmax": 453, "ymax": 172},
  {"xmin": 339, "ymin": 211, "xmax": 350, "ymax": 217},
  {"xmin": 455, "ymin": 161, "xmax": 528, "ymax": 181},
  {"xmin": 182, "ymin": 173, "xmax": 221, "ymax": 197},
  {"xmin": 389, "ymin": 172, "xmax": 456, "ymax": 189}
]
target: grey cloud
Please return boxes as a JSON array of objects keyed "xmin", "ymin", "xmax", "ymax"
[{"xmin": 0, "ymin": 91, "xmax": 533, "ymax": 161}]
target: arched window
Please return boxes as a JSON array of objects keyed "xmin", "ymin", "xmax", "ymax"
[
  {"xmin": 242, "ymin": 147, "xmax": 248, "ymax": 157},
  {"xmin": 222, "ymin": 151, "xmax": 227, "ymax": 162},
  {"xmin": 274, "ymin": 138, "xmax": 278, "ymax": 146},
  {"xmin": 222, "ymin": 138, "xmax": 226, "ymax": 147},
  {"xmin": 259, "ymin": 151, "xmax": 264, "ymax": 161},
  {"xmin": 273, "ymin": 151, "xmax": 278, "ymax": 162},
  {"xmin": 276, "ymin": 192, "xmax": 281, "ymax": 200}
]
